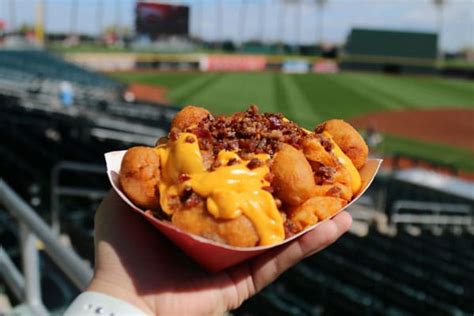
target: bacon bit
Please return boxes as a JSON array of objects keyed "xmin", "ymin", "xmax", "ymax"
[
  {"xmin": 210, "ymin": 160, "xmax": 222, "ymax": 171},
  {"xmin": 319, "ymin": 135, "xmax": 333, "ymax": 152},
  {"xmin": 180, "ymin": 187, "xmax": 193, "ymax": 202},
  {"xmin": 315, "ymin": 166, "xmax": 335, "ymax": 184},
  {"xmin": 155, "ymin": 137, "xmax": 168, "ymax": 146},
  {"xmin": 284, "ymin": 220, "xmax": 298, "ymax": 237},
  {"xmin": 178, "ymin": 173, "xmax": 190, "ymax": 182},
  {"xmin": 167, "ymin": 195, "xmax": 180, "ymax": 210},
  {"xmin": 169, "ymin": 129, "xmax": 179, "ymax": 141},
  {"xmin": 189, "ymin": 105, "xmax": 306, "ymax": 159},
  {"xmin": 227, "ymin": 158, "xmax": 239, "ymax": 166},
  {"xmin": 179, "ymin": 187, "xmax": 203, "ymax": 208},
  {"xmin": 315, "ymin": 124, "xmax": 325, "ymax": 134},
  {"xmin": 191, "ymin": 127, "xmax": 212, "ymax": 139},
  {"xmin": 262, "ymin": 186, "xmax": 274, "ymax": 193},
  {"xmin": 264, "ymin": 172, "xmax": 275, "ymax": 183},
  {"xmin": 249, "ymin": 104, "xmax": 259, "ymax": 114},
  {"xmin": 183, "ymin": 193, "xmax": 203, "ymax": 208},
  {"xmin": 267, "ymin": 115, "xmax": 281, "ymax": 129},
  {"xmin": 185, "ymin": 136, "xmax": 195, "ymax": 143},
  {"xmin": 326, "ymin": 186, "xmax": 342, "ymax": 197},
  {"xmin": 247, "ymin": 158, "xmax": 263, "ymax": 169}
]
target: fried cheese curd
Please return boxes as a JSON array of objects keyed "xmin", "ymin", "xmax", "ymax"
[{"xmin": 119, "ymin": 105, "xmax": 368, "ymax": 247}]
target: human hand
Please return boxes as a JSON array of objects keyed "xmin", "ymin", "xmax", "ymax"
[{"xmin": 88, "ymin": 191, "xmax": 352, "ymax": 315}]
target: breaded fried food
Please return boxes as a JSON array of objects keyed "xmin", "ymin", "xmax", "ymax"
[
  {"xmin": 119, "ymin": 147, "xmax": 161, "ymax": 210},
  {"xmin": 171, "ymin": 105, "xmax": 210, "ymax": 131},
  {"xmin": 271, "ymin": 144, "xmax": 316, "ymax": 206},
  {"xmin": 118, "ymin": 105, "xmax": 369, "ymax": 247},
  {"xmin": 288, "ymin": 196, "xmax": 347, "ymax": 232},
  {"xmin": 171, "ymin": 205, "xmax": 259, "ymax": 247},
  {"xmin": 316, "ymin": 119, "xmax": 368, "ymax": 169}
]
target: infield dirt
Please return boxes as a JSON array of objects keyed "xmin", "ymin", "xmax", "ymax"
[{"xmin": 349, "ymin": 108, "xmax": 474, "ymax": 152}]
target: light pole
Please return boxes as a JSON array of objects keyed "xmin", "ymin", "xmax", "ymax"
[
  {"xmin": 238, "ymin": 0, "xmax": 248, "ymax": 48},
  {"xmin": 216, "ymin": 0, "xmax": 223, "ymax": 49},
  {"xmin": 433, "ymin": 0, "xmax": 445, "ymax": 64},
  {"xmin": 283, "ymin": 0, "xmax": 300, "ymax": 54},
  {"xmin": 70, "ymin": 0, "xmax": 78, "ymax": 37},
  {"xmin": 315, "ymin": 0, "xmax": 327, "ymax": 46},
  {"xmin": 9, "ymin": 0, "xmax": 16, "ymax": 33},
  {"xmin": 259, "ymin": 0, "xmax": 266, "ymax": 44},
  {"xmin": 278, "ymin": 0, "xmax": 285, "ymax": 51},
  {"xmin": 96, "ymin": 0, "xmax": 103, "ymax": 39},
  {"xmin": 115, "ymin": 0, "xmax": 122, "ymax": 43}
]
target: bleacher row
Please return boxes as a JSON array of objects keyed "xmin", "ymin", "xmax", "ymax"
[
  {"xmin": 236, "ymin": 229, "xmax": 474, "ymax": 315},
  {"xmin": 0, "ymin": 85, "xmax": 178, "ymax": 312},
  {"xmin": 1, "ymin": 50, "xmax": 473, "ymax": 315},
  {"xmin": 2, "ymin": 99, "xmax": 472, "ymax": 314},
  {"xmin": 0, "ymin": 49, "xmax": 124, "ymax": 106},
  {"xmin": 0, "ymin": 50, "xmax": 120, "ymax": 89}
]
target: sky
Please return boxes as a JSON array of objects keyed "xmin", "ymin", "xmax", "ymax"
[{"xmin": 0, "ymin": 0, "xmax": 472, "ymax": 52}]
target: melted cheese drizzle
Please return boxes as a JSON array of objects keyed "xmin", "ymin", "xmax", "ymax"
[
  {"xmin": 304, "ymin": 126, "xmax": 361, "ymax": 194},
  {"xmin": 322, "ymin": 132, "xmax": 362, "ymax": 195},
  {"xmin": 155, "ymin": 133, "xmax": 284, "ymax": 246}
]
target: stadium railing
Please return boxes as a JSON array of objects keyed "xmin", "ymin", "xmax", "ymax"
[
  {"xmin": 50, "ymin": 161, "xmax": 107, "ymax": 234},
  {"xmin": 0, "ymin": 179, "xmax": 92, "ymax": 314},
  {"xmin": 390, "ymin": 200, "xmax": 472, "ymax": 226}
]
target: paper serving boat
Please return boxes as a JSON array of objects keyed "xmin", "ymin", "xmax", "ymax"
[{"xmin": 106, "ymin": 151, "xmax": 382, "ymax": 271}]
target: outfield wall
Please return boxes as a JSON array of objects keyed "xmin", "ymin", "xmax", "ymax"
[{"xmin": 63, "ymin": 53, "xmax": 338, "ymax": 74}]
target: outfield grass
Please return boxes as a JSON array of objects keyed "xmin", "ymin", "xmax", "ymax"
[
  {"xmin": 110, "ymin": 71, "xmax": 474, "ymax": 172},
  {"xmin": 381, "ymin": 134, "xmax": 474, "ymax": 173},
  {"xmin": 111, "ymin": 71, "xmax": 473, "ymax": 127}
]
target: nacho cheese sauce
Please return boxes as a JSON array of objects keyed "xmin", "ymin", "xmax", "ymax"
[
  {"xmin": 155, "ymin": 132, "xmax": 284, "ymax": 246},
  {"xmin": 322, "ymin": 132, "xmax": 362, "ymax": 195},
  {"xmin": 304, "ymin": 127, "xmax": 361, "ymax": 194}
]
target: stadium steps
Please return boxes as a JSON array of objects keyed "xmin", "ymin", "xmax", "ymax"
[
  {"xmin": 331, "ymin": 233, "xmax": 472, "ymax": 311},
  {"xmin": 308, "ymin": 246, "xmax": 465, "ymax": 315}
]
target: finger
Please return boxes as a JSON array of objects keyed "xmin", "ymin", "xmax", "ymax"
[{"xmin": 249, "ymin": 211, "xmax": 352, "ymax": 292}]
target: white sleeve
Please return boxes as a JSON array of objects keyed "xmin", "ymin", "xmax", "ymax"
[{"xmin": 63, "ymin": 291, "xmax": 147, "ymax": 316}]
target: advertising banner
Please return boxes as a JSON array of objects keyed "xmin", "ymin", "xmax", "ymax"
[{"xmin": 200, "ymin": 55, "xmax": 267, "ymax": 72}]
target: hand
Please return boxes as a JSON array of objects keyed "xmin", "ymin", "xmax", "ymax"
[{"xmin": 88, "ymin": 191, "xmax": 352, "ymax": 315}]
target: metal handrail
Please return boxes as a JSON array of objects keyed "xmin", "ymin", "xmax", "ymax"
[
  {"xmin": 50, "ymin": 161, "xmax": 106, "ymax": 233},
  {"xmin": 0, "ymin": 179, "xmax": 93, "ymax": 292},
  {"xmin": 391, "ymin": 200, "xmax": 473, "ymax": 226},
  {"xmin": 392, "ymin": 200, "xmax": 471, "ymax": 214},
  {"xmin": 0, "ymin": 246, "xmax": 25, "ymax": 301}
]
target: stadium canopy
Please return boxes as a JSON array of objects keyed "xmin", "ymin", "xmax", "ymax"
[{"xmin": 394, "ymin": 168, "xmax": 474, "ymax": 201}]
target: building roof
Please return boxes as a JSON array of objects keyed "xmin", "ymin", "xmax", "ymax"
[
  {"xmin": 345, "ymin": 28, "xmax": 438, "ymax": 60},
  {"xmin": 394, "ymin": 168, "xmax": 474, "ymax": 201}
]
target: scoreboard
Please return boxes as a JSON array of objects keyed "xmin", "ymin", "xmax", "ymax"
[{"xmin": 136, "ymin": 1, "xmax": 189, "ymax": 38}]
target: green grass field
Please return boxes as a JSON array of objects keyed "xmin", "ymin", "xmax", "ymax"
[{"xmin": 110, "ymin": 71, "xmax": 474, "ymax": 172}]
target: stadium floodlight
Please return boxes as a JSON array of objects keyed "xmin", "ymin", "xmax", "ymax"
[
  {"xmin": 96, "ymin": 0, "xmax": 103, "ymax": 37},
  {"xmin": 259, "ymin": 0, "xmax": 266, "ymax": 44},
  {"xmin": 216, "ymin": 0, "xmax": 223, "ymax": 48},
  {"xmin": 116, "ymin": 0, "xmax": 122, "ymax": 42},
  {"xmin": 315, "ymin": 0, "xmax": 328, "ymax": 45},
  {"xmin": 282, "ymin": 0, "xmax": 302, "ymax": 53},
  {"xmin": 432, "ymin": 0, "xmax": 446, "ymax": 63},
  {"xmin": 70, "ymin": 0, "xmax": 78, "ymax": 36},
  {"xmin": 237, "ymin": 0, "xmax": 248, "ymax": 48},
  {"xmin": 9, "ymin": 0, "xmax": 16, "ymax": 32}
]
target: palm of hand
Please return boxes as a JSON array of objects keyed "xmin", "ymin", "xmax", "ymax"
[{"xmin": 88, "ymin": 192, "xmax": 352, "ymax": 315}]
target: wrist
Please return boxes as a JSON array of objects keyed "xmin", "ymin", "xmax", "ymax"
[{"xmin": 87, "ymin": 277, "xmax": 154, "ymax": 315}]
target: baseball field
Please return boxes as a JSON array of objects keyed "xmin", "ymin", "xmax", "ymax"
[{"xmin": 110, "ymin": 71, "xmax": 474, "ymax": 174}]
